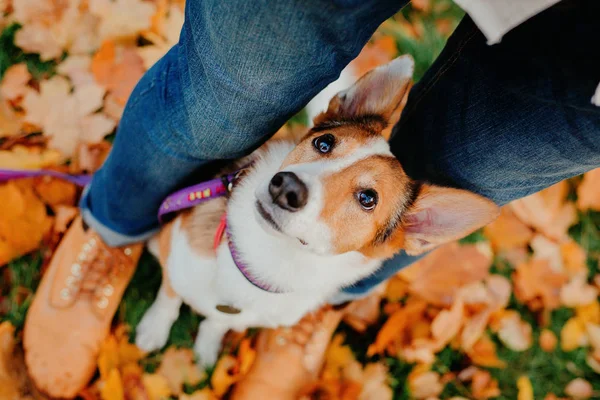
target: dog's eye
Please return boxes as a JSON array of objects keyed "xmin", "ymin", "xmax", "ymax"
[
  {"xmin": 357, "ymin": 190, "xmax": 378, "ymax": 211},
  {"xmin": 313, "ymin": 134, "xmax": 335, "ymax": 154}
]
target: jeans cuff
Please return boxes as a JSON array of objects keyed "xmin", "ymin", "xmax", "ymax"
[{"xmin": 79, "ymin": 186, "xmax": 158, "ymax": 247}]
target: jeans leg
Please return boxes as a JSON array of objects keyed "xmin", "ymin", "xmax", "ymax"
[
  {"xmin": 345, "ymin": 0, "xmax": 600, "ymax": 295},
  {"xmin": 81, "ymin": 0, "xmax": 406, "ymax": 246}
]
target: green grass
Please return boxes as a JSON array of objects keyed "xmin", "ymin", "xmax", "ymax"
[{"xmin": 0, "ymin": 24, "xmax": 59, "ymax": 80}]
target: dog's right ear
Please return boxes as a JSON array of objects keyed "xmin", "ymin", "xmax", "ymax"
[{"xmin": 314, "ymin": 55, "xmax": 414, "ymax": 134}]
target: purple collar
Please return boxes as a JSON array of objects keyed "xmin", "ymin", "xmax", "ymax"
[
  {"xmin": 225, "ymin": 222, "xmax": 286, "ymax": 294},
  {"xmin": 158, "ymin": 167, "xmax": 285, "ymax": 293},
  {"xmin": 0, "ymin": 166, "xmax": 284, "ymax": 294}
]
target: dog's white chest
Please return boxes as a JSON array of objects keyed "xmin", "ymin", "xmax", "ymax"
[{"xmin": 166, "ymin": 220, "xmax": 324, "ymax": 330}]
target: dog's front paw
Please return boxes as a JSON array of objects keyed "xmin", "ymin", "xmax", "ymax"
[
  {"xmin": 193, "ymin": 337, "xmax": 220, "ymax": 368},
  {"xmin": 135, "ymin": 306, "xmax": 175, "ymax": 352}
]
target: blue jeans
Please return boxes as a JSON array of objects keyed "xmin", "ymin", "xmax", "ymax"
[{"xmin": 81, "ymin": 0, "xmax": 600, "ymax": 296}]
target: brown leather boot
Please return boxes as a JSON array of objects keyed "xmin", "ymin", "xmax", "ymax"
[
  {"xmin": 23, "ymin": 217, "xmax": 143, "ymax": 398},
  {"xmin": 231, "ymin": 307, "xmax": 344, "ymax": 400}
]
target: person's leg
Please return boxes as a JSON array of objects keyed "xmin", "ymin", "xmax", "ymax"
[
  {"xmin": 82, "ymin": 0, "xmax": 406, "ymax": 245},
  {"xmin": 343, "ymin": 0, "xmax": 600, "ymax": 296}
]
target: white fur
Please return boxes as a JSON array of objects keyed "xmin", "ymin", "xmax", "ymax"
[
  {"xmin": 136, "ymin": 65, "xmax": 404, "ymax": 366},
  {"xmin": 136, "ymin": 141, "xmax": 385, "ymax": 365}
]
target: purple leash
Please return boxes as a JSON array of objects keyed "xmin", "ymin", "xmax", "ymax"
[
  {"xmin": 0, "ymin": 169, "xmax": 93, "ymax": 187},
  {"xmin": 0, "ymin": 165, "xmax": 283, "ymax": 293}
]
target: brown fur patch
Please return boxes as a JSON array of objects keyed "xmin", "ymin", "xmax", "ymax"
[
  {"xmin": 156, "ymin": 220, "xmax": 177, "ymax": 298},
  {"xmin": 319, "ymin": 155, "xmax": 413, "ymax": 259},
  {"xmin": 180, "ymin": 197, "xmax": 228, "ymax": 257}
]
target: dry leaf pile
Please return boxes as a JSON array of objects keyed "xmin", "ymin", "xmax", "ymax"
[{"xmin": 1, "ymin": 0, "xmax": 600, "ymax": 399}]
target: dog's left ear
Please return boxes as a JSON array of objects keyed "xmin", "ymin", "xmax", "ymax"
[
  {"xmin": 316, "ymin": 55, "xmax": 414, "ymax": 133},
  {"xmin": 401, "ymin": 184, "xmax": 500, "ymax": 255}
]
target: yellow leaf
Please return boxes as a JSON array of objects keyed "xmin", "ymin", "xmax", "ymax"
[
  {"xmin": 100, "ymin": 369, "xmax": 124, "ymax": 400},
  {"xmin": 98, "ymin": 336, "xmax": 120, "ymax": 379},
  {"xmin": 0, "ymin": 145, "xmax": 61, "ymax": 169},
  {"xmin": 561, "ymin": 241, "xmax": 588, "ymax": 276},
  {"xmin": 576, "ymin": 301, "xmax": 600, "ymax": 325},
  {"xmin": 517, "ymin": 376, "xmax": 534, "ymax": 400},
  {"xmin": 584, "ymin": 322, "xmax": 600, "ymax": 351},
  {"xmin": 561, "ymin": 318, "xmax": 588, "ymax": 351},
  {"xmin": 211, "ymin": 354, "xmax": 239, "ymax": 398},
  {"xmin": 142, "ymin": 373, "xmax": 172, "ymax": 400}
]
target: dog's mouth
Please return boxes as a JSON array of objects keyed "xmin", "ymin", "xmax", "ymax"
[
  {"xmin": 256, "ymin": 200, "xmax": 282, "ymax": 233},
  {"xmin": 255, "ymin": 200, "xmax": 308, "ymax": 246}
]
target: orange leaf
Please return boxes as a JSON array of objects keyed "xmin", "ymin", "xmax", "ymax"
[
  {"xmin": 0, "ymin": 100, "xmax": 23, "ymax": 138},
  {"xmin": 408, "ymin": 370, "xmax": 443, "ymax": 399},
  {"xmin": 471, "ymin": 370, "xmax": 500, "ymax": 400},
  {"xmin": 34, "ymin": 177, "xmax": 77, "ymax": 207},
  {"xmin": 511, "ymin": 181, "xmax": 576, "ymax": 241},
  {"xmin": 576, "ymin": 301, "xmax": 600, "ymax": 325},
  {"xmin": 495, "ymin": 311, "xmax": 532, "ymax": 351},
  {"xmin": 540, "ymin": 329, "xmax": 557, "ymax": 352},
  {"xmin": 100, "ymin": 369, "xmax": 124, "ymax": 400},
  {"xmin": 0, "ymin": 180, "xmax": 53, "ymax": 265},
  {"xmin": 211, "ymin": 354, "xmax": 239, "ymax": 398},
  {"xmin": 431, "ymin": 297, "xmax": 464, "ymax": 349},
  {"xmin": 561, "ymin": 241, "xmax": 588, "ymax": 276},
  {"xmin": 513, "ymin": 259, "xmax": 568, "ymax": 311},
  {"xmin": 0, "ymin": 63, "xmax": 31, "ymax": 101},
  {"xmin": 237, "ymin": 338, "xmax": 256, "ymax": 376},
  {"xmin": 351, "ymin": 36, "xmax": 398, "ymax": 77},
  {"xmin": 367, "ymin": 299, "xmax": 426, "ymax": 356},
  {"xmin": 467, "ymin": 335, "xmax": 506, "ymax": 368},
  {"xmin": 179, "ymin": 388, "xmax": 218, "ymax": 400},
  {"xmin": 560, "ymin": 272, "xmax": 598, "ymax": 308},
  {"xmin": 577, "ymin": 168, "xmax": 600, "ymax": 211},
  {"xmin": 92, "ymin": 41, "xmax": 145, "ymax": 106},
  {"xmin": 404, "ymin": 243, "xmax": 491, "ymax": 306},
  {"xmin": 142, "ymin": 373, "xmax": 172, "ymax": 400},
  {"xmin": 483, "ymin": 207, "xmax": 533, "ymax": 252},
  {"xmin": 157, "ymin": 347, "xmax": 204, "ymax": 395}
]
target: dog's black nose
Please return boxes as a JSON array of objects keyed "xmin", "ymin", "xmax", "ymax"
[{"xmin": 269, "ymin": 172, "xmax": 308, "ymax": 211}]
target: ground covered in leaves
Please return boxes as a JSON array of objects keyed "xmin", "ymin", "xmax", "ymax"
[{"xmin": 1, "ymin": 0, "xmax": 600, "ymax": 399}]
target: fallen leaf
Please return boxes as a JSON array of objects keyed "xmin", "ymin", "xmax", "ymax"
[
  {"xmin": 585, "ymin": 322, "xmax": 600, "ymax": 351},
  {"xmin": 560, "ymin": 272, "xmax": 598, "ymax": 307},
  {"xmin": 0, "ymin": 145, "xmax": 61, "ymax": 169},
  {"xmin": 513, "ymin": 259, "xmax": 568, "ymax": 311},
  {"xmin": 368, "ymin": 299, "xmax": 426, "ymax": 356},
  {"xmin": 483, "ymin": 207, "xmax": 533, "ymax": 252},
  {"xmin": 561, "ymin": 317, "xmax": 588, "ymax": 351},
  {"xmin": 0, "ymin": 100, "xmax": 23, "ymax": 138},
  {"xmin": 89, "ymin": 0, "xmax": 156, "ymax": 41},
  {"xmin": 0, "ymin": 63, "xmax": 31, "ymax": 100},
  {"xmin": 403, "ymin": 243, "xmax": 491, "ymax": 306},
  {"xmin": 57, "ymin": 55, "xmax": 96, "ymax": 86},
  {"xmin": 33, "ymin": 177, "xmax": 77, "ymax": 207},
  {"xmin": 431, "ymin": 297, "xmax": 464, "ymax": 348},
  {"xmin": 351, "ymin": 36, "xmax": 398, "ymax": 77},
  {"xmin": 0, "ymin": 322, "xmax": 20, "ymax": 399},
  {"xmin": 540, "ymin": 329, "xmax": 557, "ymax": 352},
  {"xmin": 576, "ymin": 301, "xmax": 600, "ymax": 325},
  {"xmin": 22, "ymin": 76, "xmax": 113, "ymax": 157},
  {"xmin": 531, "ymin": 234, "xmax": 563, "ymax": 272},
  {"xmin": 138, "ymin": 4, "xmax": 184, "ymax": 69},
  {"xmin": 179, "ymin": 388, "xmax": 218, "ymax": 400},
  {"xmin": 577, "ymin": 168, "xmax": 600, "ymax": 211},
  {"xmin": 211, "ymin": 354, "xmax": 239, "ymax": 398},
  {"xmin": 100, "ymin": 368, "xmax": 124, "ymax": 400},
  {"xmin": 470, "ymin": 369, "xmax": 500, "ymax": 400},
  {"xmin": 467, "ymin": 335, "xmax": 506, "ymax": 368},
  {"xmin": 511, "ymin": 181, "xmax": 577, "ymax": 241},
  {"xmin": 517, "ymin": 376, "xmax": 534, "ymax": 400},
  {"xmin": 72, "ymin": 142, "xmax": 111, "ymax": 173},
  {"xmin": 157, "ymin": 347, "xmax": 204, "ymax": 395},
  {"xmin": 408, "ymin": 370, "xmax": 443, "ymax": 399},
  {"xmin": 360, "ymin": 363, "xmax": 392, "ymax": 400},
  {"xmin": 92, "ymin": 41, "xmax": 145, "ymax": 105},
  {"xmin": 142, "ymin": 373, "xmax": 172, "ymax": 400},
  {"xmin": 0, "ymin": 180, "xmax": 53, "ymax": 265},
  {"xmin": 461, "ymin": 309, "xmax": 493, "ymax": 351},
  {"xmin": 561, "ymin": 241, "xmax": 588, "ymax": 276},
  {"xmin": 564, "ymin": 378, "xmax": 593, "ymax": 399},
  {"xmin": 495, "ymin": 311, "xmax": 532, "ymax": 351}
]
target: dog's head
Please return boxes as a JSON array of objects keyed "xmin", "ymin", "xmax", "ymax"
[{"xmin": 255, "ymin": 55, "xmax": 499, "ymax": 259}]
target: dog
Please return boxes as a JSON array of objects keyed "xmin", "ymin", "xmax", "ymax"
[{"xmin": 134, "ymin": 55, "xmax": 499, "ymax": 365}]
